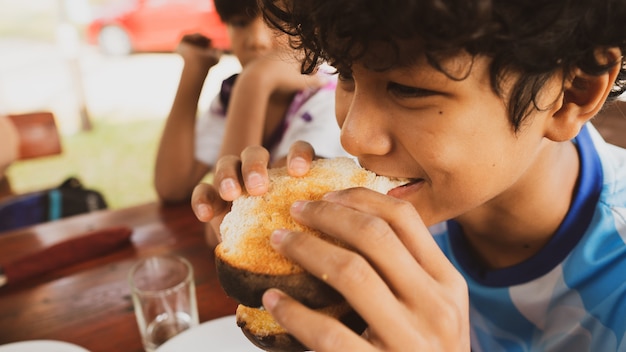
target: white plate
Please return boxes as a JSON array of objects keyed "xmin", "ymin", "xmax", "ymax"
[
  {"xmin": 0, "ymin": 340, "xmax": 90, "ymax": 352},
  {"xmin": 156, "ymin": 315, "xmax": 262, "ymax": 352}
]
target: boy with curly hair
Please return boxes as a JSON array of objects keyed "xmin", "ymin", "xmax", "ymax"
[{"xmin": 192, "ymin": 0, "xmax": 626, "ymax": 350}]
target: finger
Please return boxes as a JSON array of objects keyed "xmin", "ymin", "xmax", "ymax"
[
  {"xmin": 206, "ymin": 211, "xmax": 227, "ymax": 248},
  {"xmin": 240, "ymin": 146, "xmax": 271, "ymax": 196},
  {"xmin": 206, "ymin": 47, "xmax": 223, "ymax": 61},
  {"xmin": 204, "ymin": 221, "xmax": 220, "ymax": 248},
  {"xmin": 190, "ymin": 182, "xmax": 229, "ymax": 222},
  {"xmin": 269, "ymin": 228, "xmax": 416, "ymax": 349},
  {"xmin": 323, "ymin": 188, "xmax": 460, "ymax": 284},
  {"xmin": 289, "ymin": 196, "xmax": 437, "ymax": 302},
  {"xmin": 181, "ymin": 32, "xmax": 210, "ymax": 48},
  {"xmin": 262, "ymin": 289, "xmax": 376, "ymax": 352},
  {"xmin": 286, "ymin": 141, "xmax": 315, "ymax": 177},
  {"xmin": 289, "ymin": 193, "xmax": 468, "ymax": 346},
  {"xmin": 214, "ymin": 155, "xmax": 244, "ymax": 201}
]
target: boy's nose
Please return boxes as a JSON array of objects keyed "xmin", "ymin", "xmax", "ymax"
[{"xmin": 339, "ymin": 94, "xmax": 393, "ymax": 157}]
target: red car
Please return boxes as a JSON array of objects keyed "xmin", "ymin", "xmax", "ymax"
[{"xmin": 86, "ymin": 0, "xmax": 230, "ymax": 55}]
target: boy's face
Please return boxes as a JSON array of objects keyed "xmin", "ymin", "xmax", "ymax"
[
  {"xmin": 226, "ymin": 14, "xmax": 287, "ymax": 67},
  {"xmin": 335, "ymin": 53, "xmax": 563, "ymax": 226}
]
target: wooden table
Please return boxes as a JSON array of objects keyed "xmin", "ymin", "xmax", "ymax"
[{"xmin": 0, "ymin": 202, "xmax": 238, "ymax": 352}]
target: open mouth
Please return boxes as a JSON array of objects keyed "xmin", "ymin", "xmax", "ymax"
[
  {"xmin": 384, "ymin": 175, "xmax": 419, "ymax": 187},
  {"xmin": 394, "ymin": 177, "xmax": 422, "ymax": 188},
  {"xmin": 386, "ymin": 177, "xmax": 424, "ymax": 196}
]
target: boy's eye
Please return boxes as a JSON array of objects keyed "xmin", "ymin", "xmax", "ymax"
[{"xmin": 388, "ymin": 82, "xmax": 437, "ymax": 98}]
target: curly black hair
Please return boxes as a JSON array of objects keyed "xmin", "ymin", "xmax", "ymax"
[
  {"xmin": 260, "ymin": 0, "xmax": 626, "ymax": 129},
  {"xmin": 214, "ymin": 0, "xmax": 259, "ymax": 23}
]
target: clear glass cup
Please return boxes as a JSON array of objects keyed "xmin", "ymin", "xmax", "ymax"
[{"xmin": 129, "ymin": 254, "xmax": 199, "ymax": 352}]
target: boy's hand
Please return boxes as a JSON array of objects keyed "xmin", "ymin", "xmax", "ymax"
[{"xmin": 261, "ymin": 188, "xmax": 471, "ymax": 351}]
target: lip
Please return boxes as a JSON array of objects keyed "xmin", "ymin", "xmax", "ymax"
[{"xmin": 386, "ymin": 179, "xmax": 424, "ymax": 198}]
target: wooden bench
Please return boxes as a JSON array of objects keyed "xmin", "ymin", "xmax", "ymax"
[
  {"xmin": 7, "ymin": 112, "xmax": 62, "ymax": 160},
  {"xmin": 1, "ymin": 112, "xmax": 62, "ymax": 199}
]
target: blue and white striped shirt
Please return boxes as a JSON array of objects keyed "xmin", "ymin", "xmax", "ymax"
[{"xmin": 434, "ymin": 124, "xmax": 626, "ymax": 352}]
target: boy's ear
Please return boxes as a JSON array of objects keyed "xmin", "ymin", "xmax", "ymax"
[{"xmin": 545, "ymin": 48, "xmax": 622, "ymax": 142}]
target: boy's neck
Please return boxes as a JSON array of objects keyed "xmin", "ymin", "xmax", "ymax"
[{"xmin": 454, "ymin": 140, "xmax": 580, "ymax": 269}]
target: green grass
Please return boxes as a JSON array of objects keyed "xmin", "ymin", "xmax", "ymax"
[{"xmin": 7, "ymin": 119, "xmax": 165, "ymax": 210}]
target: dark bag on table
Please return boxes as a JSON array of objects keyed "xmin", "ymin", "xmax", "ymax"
[{"xmin": 0, "ymin": 177, "xmax": 108, "ymax": 233}]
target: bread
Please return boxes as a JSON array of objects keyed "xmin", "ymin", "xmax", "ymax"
[
  {"xmin": 236, "ymin": 302, "xmax": 366, "ymax": 352},
  {"xmin": 215, "ymin": 157, "xmax": 407, "ymax": 351}
]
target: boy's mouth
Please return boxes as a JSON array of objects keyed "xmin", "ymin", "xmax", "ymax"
[
  {"xmin": 387, "ymin": 178, "xmax": 424, "ymax": 197},
  {"xmin": 381, "ymin": 173, "xmax": 420, "ymax": 186},
  {"xmin": 395, "ymin": 177, "xmax": 422, "ymax": 188}
]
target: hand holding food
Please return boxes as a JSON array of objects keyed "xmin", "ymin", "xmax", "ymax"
[
  {"xmin": 262, "ymin": 180, "xmax": 471, "ymax": 351},
  {"xmin": 216, "ymin": 157, "xmax": 408, "ymax": 351},
  {"xmin": 191, "ymin": 145, "xmax": 471, "ymax": 351}
]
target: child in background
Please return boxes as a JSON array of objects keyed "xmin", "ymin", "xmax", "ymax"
[
  {"xmin": 153, "ymin": 0, "xmax": 348, "ymax": 212},
  {"xmin": 191, "ymin": 0, "xmax": 626, "ymax": 350}
]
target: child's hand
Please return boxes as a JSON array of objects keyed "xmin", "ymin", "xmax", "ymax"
[
  {"xmin": 190, "ymin": 142, "xmax": 316, "ymax": 242},
  {"xmin": 213, "ymin": 142, "xmax": 316, "ymax": 201},
  {"xmin": 177, "ymin": 33, "xmax": 222, "ymax": 70},
  {"xmin": 261, "ymin": 188, "xmax": 471, "ymax": 351}
]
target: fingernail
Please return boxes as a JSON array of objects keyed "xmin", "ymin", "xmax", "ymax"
[
  {"xmin": 290, "ymin": 200, "xmax": 308, "ymax": 213},
  {"xmin": 271, "ymin": 229, "xmax": 289, "ymax": 245},
  {"xmin": 247, "ymin": 172, "xmax": 265, "ymax": 189},
  {"xmin": 289, "ymin": 157, "xmax": 308, "ymax": 175},
  {"xmin": 197, "ymin": 204, "xmax": 212, "ymax": 220},
  {"xmin": 220, "ymin": 178, "xmax": 237, "ymax": 194},
  {"xmin": 263, "ymin": 289, "xmax": 282, "ymax": 310}
]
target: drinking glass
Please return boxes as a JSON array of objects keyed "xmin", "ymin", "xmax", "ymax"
[{"xmin": 129, "ymin": 254, "xmax": 199, "ymax": 352}]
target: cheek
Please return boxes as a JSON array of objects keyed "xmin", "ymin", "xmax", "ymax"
[
  {"xmin": 417, "ymin": 127, "xmax": 524, "ymax": 219},
  {"xmin": 444, "ymin": 141, "xmax": 528, "ymax": 208}
]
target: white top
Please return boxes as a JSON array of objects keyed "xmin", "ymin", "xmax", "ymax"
[{"xmin": 194, "ymin": 69, "xmax": 350, "ymax": 166}]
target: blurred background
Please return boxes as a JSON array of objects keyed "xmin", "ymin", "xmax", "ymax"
[{"xmin": 1, "ymin": 0, "xmax": 240, "ymax": 209}]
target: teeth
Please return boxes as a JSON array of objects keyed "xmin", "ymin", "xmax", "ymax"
[
  {"xmin": 394, "ymin": 178, "xmax": 414, "ymax": 186},
  {"xmin": 398, "ymin": 178, "xmax": 419, "ymax": 187}
]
